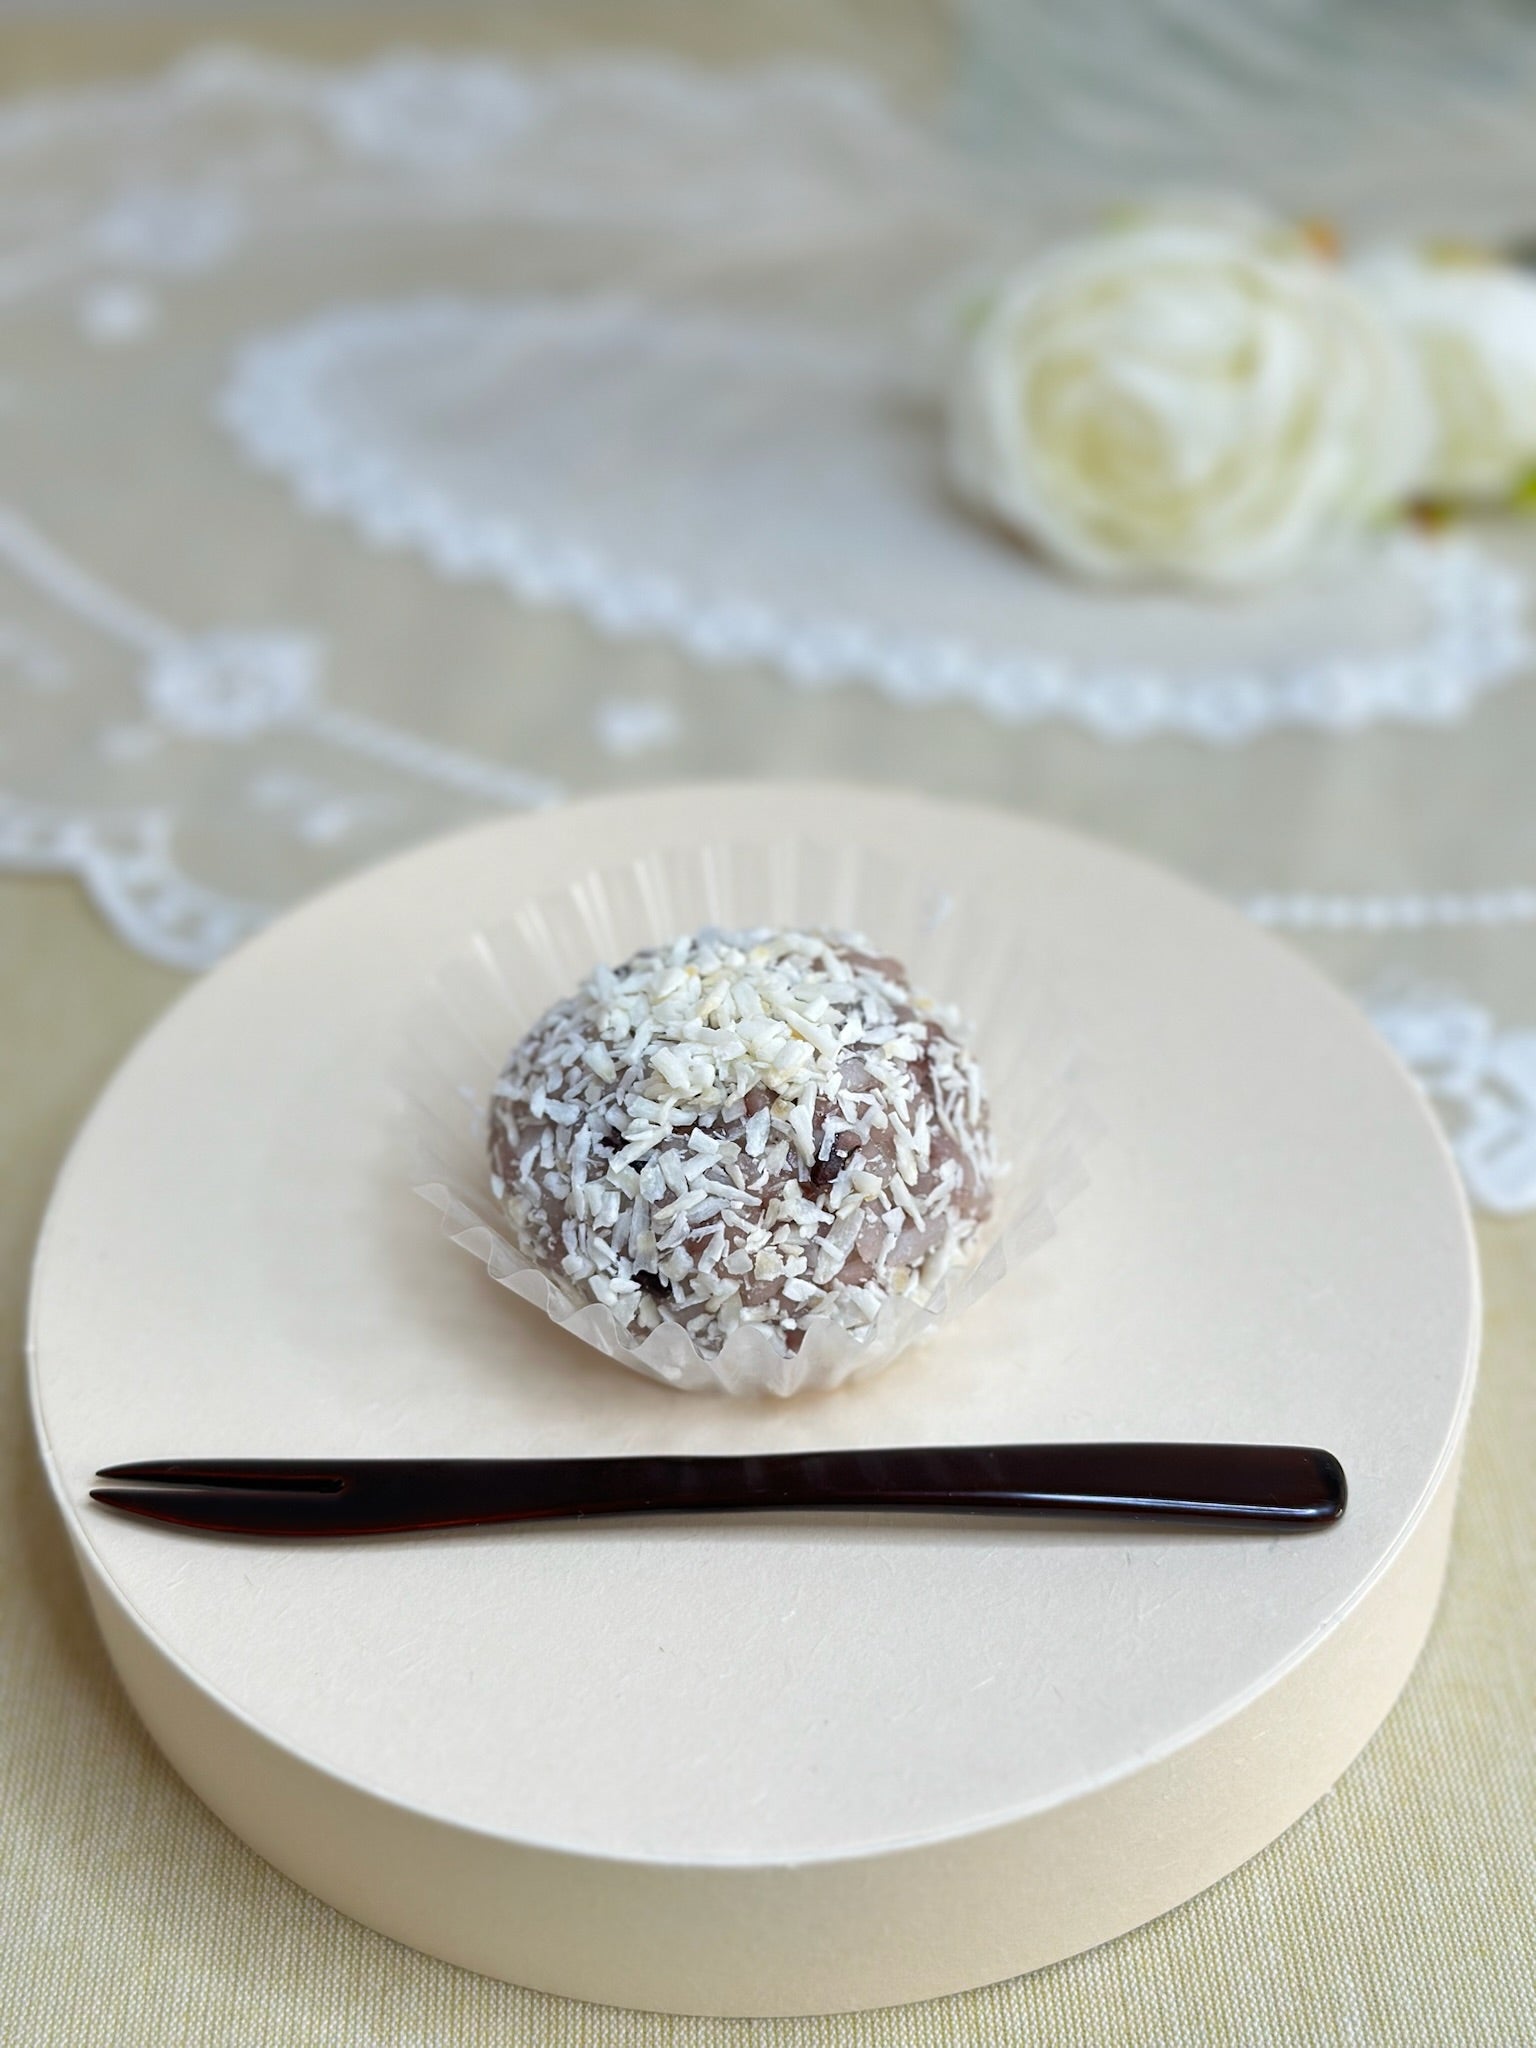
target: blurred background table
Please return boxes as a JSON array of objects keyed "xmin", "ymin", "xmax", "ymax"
[{"xmin": 2, "ymin": 5, "xmax": 1534, "ymax": 2042}]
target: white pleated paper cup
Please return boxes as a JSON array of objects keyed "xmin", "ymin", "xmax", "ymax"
[{"xmin": 398, "ymin": 836, "xmax": 1092, "ymax": 1397}]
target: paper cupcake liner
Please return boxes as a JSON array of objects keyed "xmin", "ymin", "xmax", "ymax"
[{"xmin": 398, "ymin": 834, "xmax": 1093, "ymax": 1396}]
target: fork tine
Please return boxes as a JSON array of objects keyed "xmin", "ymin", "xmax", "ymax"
[
  {"xmin": 89, "ymin": 1484, "xmax": 350, "ymax": 1536},
  {"xmin": 95, "ymin": 1460, "xmax": 344, "ymax": 1493}
]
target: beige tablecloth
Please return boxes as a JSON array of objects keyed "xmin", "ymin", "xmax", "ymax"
[{"xmin": 3, "ymin": 9, "xmax": 1535, "ymax": 2043}]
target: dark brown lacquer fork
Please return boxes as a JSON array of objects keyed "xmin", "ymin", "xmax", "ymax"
[{"xmin": 90, "ymin": 1443, "xmax": 1346, "ymax": 1539}]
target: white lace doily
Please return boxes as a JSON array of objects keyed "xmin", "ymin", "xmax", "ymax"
[
  {"xmin": 217, "ymin": 292, "xmax": 1528, "ymax": 744},
  {"xmin": 1, "ymin": 44, "xmax": 1528, "ymax": 756},
  {"xmin": 1366, "ymin": 983, "xmax": 1536, "ymax": 1218}
]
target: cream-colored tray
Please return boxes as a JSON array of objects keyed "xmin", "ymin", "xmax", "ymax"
[{"xmin": 28, "ymin": 783, "xmax": 1479, "ymax": 2017}]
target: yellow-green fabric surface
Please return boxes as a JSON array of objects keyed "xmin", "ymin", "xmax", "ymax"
[{"xmin": 4, "ymin": 875, "xmax": 1534, "ymax": 2043}]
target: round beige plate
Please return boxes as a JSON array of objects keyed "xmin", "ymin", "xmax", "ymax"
[{"xmin": 29, "ymin": 785, "xmax": 1478, "ymax": 2017}]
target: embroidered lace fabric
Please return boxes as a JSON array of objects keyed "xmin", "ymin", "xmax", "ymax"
[{"xmin": 1, "ymin": 46, "xmax": 1534, "ymax": 1210}]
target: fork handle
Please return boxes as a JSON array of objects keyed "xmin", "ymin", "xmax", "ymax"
[{"xmin": 93, "ymin": 1443, "xmax": 1346, "ymax": 1538}]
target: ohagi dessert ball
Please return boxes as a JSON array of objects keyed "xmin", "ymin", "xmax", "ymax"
[{"xmin": 487, "ymin": 927, "xmax": 993, "ymax": 1357}]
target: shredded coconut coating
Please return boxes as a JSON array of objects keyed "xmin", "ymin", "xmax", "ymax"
[{"xmin": 487, "ymin": 927, "xmax": 994, "ymax": 1358}]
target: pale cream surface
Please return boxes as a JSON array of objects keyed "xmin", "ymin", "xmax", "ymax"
[
  {"xmin": 3, "ymin": 5, "xmax": 1536, "ymax": 2045},
  {"xmin": 28, "ymin": 786, "xmax": 1475, "ymax": 1866}
]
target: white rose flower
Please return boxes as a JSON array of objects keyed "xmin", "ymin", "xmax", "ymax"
[
  {"xmin": 948, "ymin": 223, "xmax": 1428, "ymax": 588},
  {"xmin": 1354, "ymin": 245, "xmax": 1536, "ymax": 502}
]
